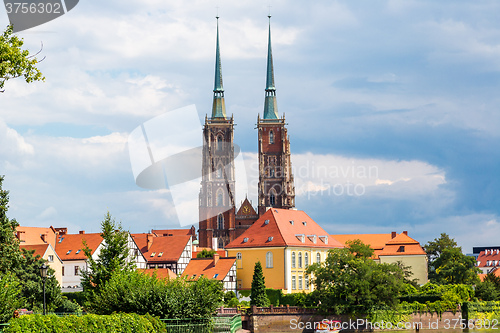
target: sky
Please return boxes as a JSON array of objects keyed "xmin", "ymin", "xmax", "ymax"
[{"xmin": 1, "ymin": 0, "xmax": 500, "ymax": 253}]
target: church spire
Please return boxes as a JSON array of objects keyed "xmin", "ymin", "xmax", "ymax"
[
  {"xmin": 212, "ymin": 16, "xmax": 227, "ymax": 119},
  {"xmin": 263, "ymin": 15, "xmax": 278, "ymax": 120}
]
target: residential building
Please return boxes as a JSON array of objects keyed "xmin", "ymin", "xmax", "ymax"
[
  {"xmin": 139, "ymin": 268, "xmax": 177, "ymax": 280},
  {"xmin": 476, "ymin": 249, "xmax": 500, "ymax": 274},
  {"xmin": 332, "ymin": 231, "xmax": 428, "ymax": 284},
  {"xmin": 56, "ymin": 230, "xmax": 146, "ymax": 291},
  {"xmin": 182, "ymin": 253, "xmax": 237, "ymax": 293},
  {"xmin": 132, "ymin": 233, "xmax": 192, "ymax": 274},
  {"xmin": 225, "ymin": 208, "xmax": 343, "ymax": 294},
  {"xmin": 20, "ymin": 243, "xmax": 63, "ymax": 286}
]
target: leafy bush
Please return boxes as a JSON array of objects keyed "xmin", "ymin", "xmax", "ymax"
[
  {"xmin": 88, "ymin": 270, "xmax": 223, "ymax": 319},
  {"xmin": 53, "ymin": 296, "xmax": 82, "ymax": 314},
  {"xmin": 6, "ymin": 313, "xmax": 166, "ymax": 333}
]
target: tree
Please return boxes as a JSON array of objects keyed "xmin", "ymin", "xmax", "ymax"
[
  {"xmin": 196, "ymin": 249, "xmax": 217, "ymax": 258},
  {"xmin": 0, "ymin": 176, "xmax": 62, "ymax": 312},
  {"xmin": 307, "ymin": 241, "xmax": 406, "ymax": 315},
  {"xmin": 475, "ymin": 280, "xmax": 499, "ymax": 301},
  {"xmin": 81, "ymin": 212, "xmax": 134, "ymax": 294},
  {"xmin": 1, "ymin": 25, "xmax": 44, "ymax": 92},
  {"xmin": 0, "ymin": 273, "xmax": 23, "ymax": 323},
  {"xmin": 250, "ymin": 261, "xmax": 269, "ymax": 307},
  {"xmin": 424, "ymin": 234, "xmax": 479, "ymax": 285},
  {"xmin": 345, "ymin": 239, "xmax": 375, "ymax": 258}
]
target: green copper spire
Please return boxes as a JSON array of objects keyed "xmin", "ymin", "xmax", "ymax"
[
  {"xmin": 263, "ymin": 15, "xmax": 278, "ymax": 120},
  {"xmin": 212, "ymin": 16, "xmax": 227, "ymax": 119}
]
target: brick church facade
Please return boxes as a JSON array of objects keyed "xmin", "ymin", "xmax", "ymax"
[{"xmin": 198, "ymin": 17, "xmax": 295, "ymax": 249}]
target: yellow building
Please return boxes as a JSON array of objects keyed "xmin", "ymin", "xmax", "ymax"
[
  {"xmin": 225, "ymin": 208, "xmax": 343, "ymax": 294},
  {"xmin": 332, "ymin": 232, "xmax": 428, "ymax": 284}
]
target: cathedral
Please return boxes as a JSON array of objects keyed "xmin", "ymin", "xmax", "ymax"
[{"xmin": 198, "ymin": 16, "xmax": 295, "ymax": 249}]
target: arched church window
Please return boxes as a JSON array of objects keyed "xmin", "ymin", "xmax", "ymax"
[
  {"xmin": 216, "ymin": 165, "xmax": 223, "ymax": 179},
  {"xmin": 269, "ymin": 131, "xmax": 274, "ymax": 144},
  {"xmin": 269, "ymin": 190, "xmax": 276, "ymax": 206},
  {"xmin": 217, "ymin": 135, "xmax": 223, "ymax": 151},
  {"xmin": 218, "ymin": 238, "xmax": 224, "ymax": 249},
  {"xmin": 217, "ymin": 190, "xmax": 223, "ymax": 206},
  {"xmin": 217, "ymin": 213, "xmax": 224, "ymax": 229}
]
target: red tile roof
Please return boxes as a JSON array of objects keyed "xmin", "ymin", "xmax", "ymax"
[
  {"xmin": 132, "ymin": 234, "xmax": 191, "ymax": 262},
  {"xmin": 152, "ymin": 229, "xmax": 194, "ymax": 237},
  {"xmin": 226, "ymin": 208, "xmax": 343, "ymax": 249},
  {"xmin": 182, "ymin": 257, "xmax": 236, "ymax": 281},
  {"xmin": 16, "ymin": 226, "xmax": 58, "ymax": 248},
  {"xmin": 20, "ymin": 244, "xmax": 50, "ymax": 258},
  {"xmin": 331, "ymin": 232, "xmax": 426, "ymax": 259},
  {"xmin": 477, "ymin": 249, "xmax": 500, "ymax": 268},
  {"xmin": 139, "ymin": 268, "xmax": 177, "ymax": 280},
  {"xmin": 55, "ymin": 233, "xmax": 103, "ymax": 260}
]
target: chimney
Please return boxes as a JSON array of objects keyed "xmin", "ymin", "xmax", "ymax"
[
  {"xmin": 213, "ymin": 253, "xmax": 220, "ymax": 266},
  {"xmin": 41, "ymin": 233, "xmax": 47, "ymax": 243},
  {"xmin": 403, "ymin": 231, "xmax": 408, "ymax": 236},
  {"xmin": 391, "ymin": 231, "xmax": 397, "ymax": 239},
  {"xmin": 55, "ymin": 228, "xmax": 67, "ymax": 235},
  {"xmin": 79, "ymin": 231, "xmax": 85, "ymax": 234},
  {"xmin": 147, "ymin": 234, "xmax": 154, "ymax": 251},
  {"xmin": 16, "ymin": 231, "xmax": 26, "ymax": 242}
]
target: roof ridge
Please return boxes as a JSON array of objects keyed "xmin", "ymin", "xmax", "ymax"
[{"xmin": 270, "ymin": 209, "xmax": 287, "ymax": 245}]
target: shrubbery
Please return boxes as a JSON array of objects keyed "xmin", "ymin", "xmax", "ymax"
[
  {"xmin": 5, "ymin": 313, "xmax": 166, "ymax": 333},
  {"xmin": 86, "ymin": 270, "xmax": 223, "ymax": 318}
]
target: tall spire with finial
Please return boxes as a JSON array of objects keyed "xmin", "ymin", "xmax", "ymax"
[
  {"xmin": 263, "ymin": 15, "xmax": 278, "ymax": 120},
  {"xmin": 212, "ymin": 16, "xmax": 227, "ymax": 118}
]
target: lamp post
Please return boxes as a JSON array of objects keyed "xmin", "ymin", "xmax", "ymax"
[{"xmin": 39, "ymin": 263, "xmax": 48, "ymax": 315}]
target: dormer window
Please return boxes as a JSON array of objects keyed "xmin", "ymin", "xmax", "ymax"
[
  {"xmin": 295, "ymin": 234, "xmax": 305, "ymax": 243},
  {"xmin": 308, "ymin": 235, "xmax": 317, "ymax": 244},
  {"xmin": 290, "ymin": 220, "xmax": 294, "ymax": 225},
  {"xmin": 213, "ymin": 274, "xmax": 219, "ymax": 279},
  {"xmin": 75, "ymin": 249, "xmax": 81, "ymax": 254},
  {"xmin": 319, "ymin": 236, "xmax": 328, "ymax": 245},
  {"xmin": 268, "ymin": 236, "xmax": 273, "ymax": 242},
  {"xmin": 398, "ymin": 246, "xmax": 405, "ymax": 253},
  {"xmin": 150, "ymin": 252, "xmax": 156, "ymax": 257},
  {"xmin": 66, "ymin": 250, "xmax": 71, "ymax": 255},
  {"xmin": 243, "ymin": 237, "xmax": 249, "ymax": 243},
  {"xmin": 302, "ymin": 221, "xmax": 307, "ymax": 226},
  {"xmin": 158, "ymin": 252, "xmax": 163, "ymax": 257},
  {"xmin": 264, "ymin": 220, "xmax": 270, "ymax": 225}
]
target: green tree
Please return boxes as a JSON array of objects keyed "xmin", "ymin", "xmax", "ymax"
[
  {"xmin": 307, "ymin": 242, "xmax": 406, "ymax": 315},
  {"xmin": 81, "ymin": 212, "xmax": 134, "ymax": 295},
  {"xmin": 424, "ymin": 233, "xmax": 480, "ymax": 285},
  {"xmin": 0, "ymin": 176, "xmax": 61, "ymax": 312},
  {"xmin": 1, "ymin": 25, "xmax": 44, "ymax": 92},
  {"xmin": 0, "ymin": 273, "xmax": 23, "ymax": 323},
  {"xmin": 250, "ymin": 261, "xmax": 269, "ymax": 307},
  {"xmin": 475, "ymin": 280, "xmax": 500, "ymax": 301},
  {"xmin": 196, "ymin": 249, "xmax": 217, "ymax": 258},
  {"xmin": 345, "ymin": 239, "xmax": 375, "ymax": 258}
]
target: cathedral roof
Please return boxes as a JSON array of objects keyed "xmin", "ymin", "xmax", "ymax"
[
  {"xmin": 263, "ymin": 16, "xmax": 279, "ymax": 120},
  {"xmin": 236, "ymin": 198, "xmax": 257, "ymax": 216},
  {"xmin": 212, "ymin": 17, "xmax": 227, "ymax": 119}
]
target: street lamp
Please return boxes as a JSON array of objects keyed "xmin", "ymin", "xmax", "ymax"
[{"xmin": 39, "ymin": 263, "xmax": 48, "ymax": 315}]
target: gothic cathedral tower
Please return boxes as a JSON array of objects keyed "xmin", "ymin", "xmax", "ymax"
[
  {"xmin": 257, "ymin": 16, "xmax": 295, "ymax": 216},
  {"xmin": 199, "ymin": 17, "xmax": 236, "ymax": 249}
]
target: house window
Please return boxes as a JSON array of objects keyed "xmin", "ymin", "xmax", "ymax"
[
  {"xmin": 74, "ymin": 266, "xmax": 79, "ymax": 276},
  {"xmin": 217, "ymin": 190, "xmax": 223, "ymax": 206},
  {"xmin": 266, "ymin": 252, "xmax": 273, "ymax": 268},
  {"xmin": 269, "ymin": 130, "xmax": 274, "ymax": 144},
  {"xmin": 292, "ymin": 276, "xmax": 296, "ymax": 290},
  {"xmin": 62, "ymin": 267, "xmax": 64, "ymax": 276},
  {"xmin": 48, "ymin": 255, "xmax": 54, "ymax": 262},
  {"xmin": 237, "ymin": 252, "xmax": 242, "ymax": 260},
  {"xmin": 316, "ymin": 252, "xmax": 321, "ymax": 264},
  {"xmin": 305, "ymin": 275, "xmax": 309, "ymax": 289},
  {"xmin": 298, "ymin": 253, "xmax": 302, "ymax": 269},
  {"xmin": 217, "ymin": 135, "xmax": 223, "ymax": 151},
  {"xmin": 398, "ymin": 246, "xmax": 405, "ymax": 253},
  {"xmin": 304, "ymin": 253, "xmax": 309, "ymax": 268},
  {"xmin": 292, "ymin": 252, "xmax": 296, "ymax": 268},
  {"xmin": 299, "ymin": 276, "xmax": 303, "ymax": 290},
  {"xmin": 217, "ymin": 213, "xmax": 224, "ymax": 229}
]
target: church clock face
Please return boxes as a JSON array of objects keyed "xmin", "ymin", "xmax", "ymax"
[{"xmin": 242, "ymin": 205, "xmax": 250, "ymax": 214}]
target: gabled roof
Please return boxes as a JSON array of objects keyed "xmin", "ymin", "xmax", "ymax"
[
  {"xmin": 182, "ymin": 257, "xmax": 236, "ymax": 281},
  {"xmin": 236, "ymin": 198, "xmax": 257, "ymax": 216},
  {"xmin": 152, "ymin": 229, "xmax": 194, "ymax": 237},
  {"xmin": 477, "ymin": 249, "xmax": 500, "ymax": 268},
  {"xmin": 16, "ymin": 226, "xmax": 58, "ymax": 248},
  {"xmin": 226, "ymin": 208, "xmax": 343, "ymax": 249},
  {"xmin": 21, "ymin": 243, "xmax": 63, "ymax": 264},
  {"xmin": 20, "ymin": 244, "xmax": 50, "ymax": 258},
  {"xmin": 132, "ymin": 234, "xmax": 191, "ymax": 262},
  {"xmin": 55, "ymin": 233, "xmax": 103, "ymax": 260},
  {"xmin": 139, "ymin": 268, "xmax": 177, "ymax": 280},
  {"xmin": 331, "ymin": 232, "xmax": 426, "ymax": 259}
]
